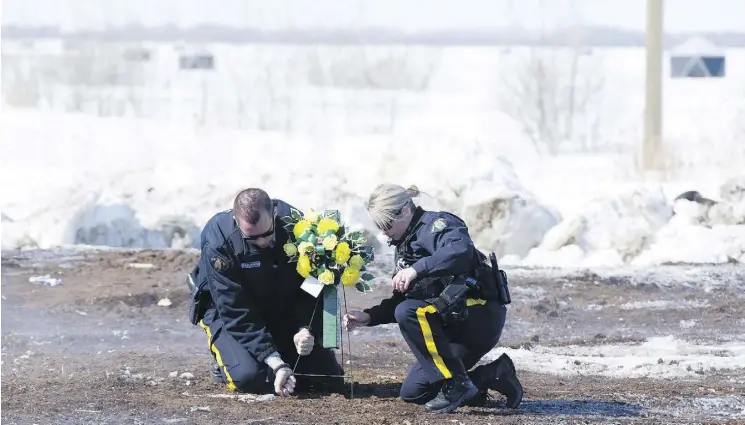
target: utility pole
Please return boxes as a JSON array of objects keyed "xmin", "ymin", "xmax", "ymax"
[{"xmin": 643, "ymin": 0, "xmax": 664, "ymax": 171}]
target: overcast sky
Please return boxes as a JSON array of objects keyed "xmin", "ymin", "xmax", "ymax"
[{"xmin": 2, "ymin": 0, "xmax": 744, "ymax": 33}]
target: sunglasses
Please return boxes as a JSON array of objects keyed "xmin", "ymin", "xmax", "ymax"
[
  {"xmin": 377, "ymin": 206, "xmax": 405, "ymax": 231},
  {"xmin": 235, "ymin": 216, "xmax": 275, "ymax": 241}
]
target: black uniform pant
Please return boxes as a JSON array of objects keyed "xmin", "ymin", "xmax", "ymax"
[
  {"xmin": 199, "ymin": 310, "xmax": 342, "ymax": 393},
  {"xmin": 394, "ymin": 298, "xmax": 506, "ymax": 404}
]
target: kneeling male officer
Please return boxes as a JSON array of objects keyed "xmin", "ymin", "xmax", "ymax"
[
  {"xmin": 187, "ymin": 188, "xmax": 342, "ymax": 396},
  {"xmin": 344, "ymin": 184, "xmax": 523, "ymax": 413}
]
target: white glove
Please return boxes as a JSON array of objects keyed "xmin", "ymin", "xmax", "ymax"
[
  {"xmin": 273, "ymin": 365, "xmax": 296, "ymax": 396},
  {"xmin": 293, "ymin": 328, "xmax": 314, "ymax": 356}
]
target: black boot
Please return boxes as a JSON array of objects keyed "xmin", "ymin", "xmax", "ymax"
[
  {"xmin": 424, "ymin": 378, "xmax": 480, "ymax": 414},
  {"xmin": 463, "ymin": 365, "xmax": 495, "ymax": 407},
  {"xmin": 462, "ymin": 389, "xmax": 488, "ymax": 407},
  {"xmin": 470, "ymin": 353, "xmax": 523, "ymax": 408},
  {"xmin": 209, "ymin": 358, "xmax": 223, "ymax": 384}
]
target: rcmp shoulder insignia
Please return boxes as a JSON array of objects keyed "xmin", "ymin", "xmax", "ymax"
[
  {"xmin": 431, "ymin": 218, "xmax": 447, "ymax": 233},
  {"xmin": 211, "ymin": 256, "xmax": 227, "ymax": 272}
]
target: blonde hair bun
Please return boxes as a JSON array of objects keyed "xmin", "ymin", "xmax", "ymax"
[{"xmin": 367, "ymin": 183, "xmax": 421, "ymax": 230}]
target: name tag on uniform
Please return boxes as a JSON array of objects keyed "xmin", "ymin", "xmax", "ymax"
[{"xmin": 241, "ymin": 261, "xmax": 261, "ymax": 269}]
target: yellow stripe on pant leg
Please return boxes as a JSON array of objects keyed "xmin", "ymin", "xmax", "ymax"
[
  {"xmin": 466, "ymin": 298, "xmax": 486, "ymax": 307},
  {"xmin": 198, "ymin": 320, "xmax": 237, "ymax": 391},
  {"xmin": 415, "ymin": 305, "xmax": 452, "ymax": 380}
]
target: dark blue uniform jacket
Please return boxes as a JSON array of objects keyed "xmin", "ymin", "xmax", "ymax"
[
  {"xmin": 196, "ymin": 199, "xmax": 319, "ymax": 363},
  {"xmin": 364, "ymin": 206, "xmax": 490, "ymax": 326}
]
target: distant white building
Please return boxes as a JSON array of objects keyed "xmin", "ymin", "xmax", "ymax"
[
  {"xmin": 179, "ymin": 53, "xmax": 215, "ymax": 70},
  {"xmin": 669, "ymin": 36, "xmax": 726, "ymax": 78}
]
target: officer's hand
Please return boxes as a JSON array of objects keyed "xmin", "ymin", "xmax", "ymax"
[
  {"xmin": 392, "ymin": 267, "xmax": 418, "ymax": 292},
  {"xmin": 273, "ymin": 366, "xmax": 296, "ymax": 396},
  {"xmin": 293, "ymin": 328, "xmax": 314, "ymax": 356},
  {"xmin": 343, "ymin": 310, "xmax": 371, "ymax": 331}
]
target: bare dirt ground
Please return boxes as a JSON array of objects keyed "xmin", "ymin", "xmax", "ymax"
[{"xmin": 2, "ymin": 247, "xmax": 745, "ymax": 425}]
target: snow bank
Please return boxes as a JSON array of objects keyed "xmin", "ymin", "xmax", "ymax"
[
  {"xmin": 523, "ymin": 181, "xmax": 745, "ymax": 267},
  {"xmin": 485, "ymin": 335, "xmax": 745, "ymax": 379},
  {"xmin": 457, "ymin": 158, "xmax": 560, "ymax": 258},
  {"xmin": 523, "ymin": 186, "xmax": 673, "ymax": 266},
  {"xmin": 627, "ymin": 177, "xmax": 745, "ymax": 265},
  {"xmin": 0, "ymin": 107, "xmax": 555, "ymax": 257},
  {"xmin": 2, "ymin": 107, "xmax": 744, "ymax": 267}
]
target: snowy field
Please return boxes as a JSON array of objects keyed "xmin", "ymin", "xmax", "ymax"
[
  {"xmin": 3, "ymin": 39, "xmax": 745, "ymax": 424},
  {"xmin": 1, "ymin": 40, "xmax": 745, "ymax": 269}
]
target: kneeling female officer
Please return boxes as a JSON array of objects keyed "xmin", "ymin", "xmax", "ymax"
[{"xmin": 344, "ymin": 184, "xmax": 523, "ymax": 414}]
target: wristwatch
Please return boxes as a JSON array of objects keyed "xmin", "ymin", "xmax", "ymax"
[{"xmin": 271, "ymin": 362, "xmax": 291, "ymax": 373}]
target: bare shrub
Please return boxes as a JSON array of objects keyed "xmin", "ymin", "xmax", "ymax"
[
  {"xmin": 1, "ymin": 54, "xmax": 43, "ymax": 107},
  {"xmin": 498, "ymin": 41, "xmax": 606, "ymax": 156},
  {"xmin": 2, "ymin": 41, "xmax": 148, "ymax": 116},
  {"xmin": 305, "ymin": 45, "xmax": 439, "ymax": 91}
]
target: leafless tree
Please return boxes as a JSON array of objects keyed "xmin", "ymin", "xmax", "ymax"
[
  {"xmin": 497, "ymin": 1, "xmax": 606, "ymax": 156},
  {"xmin": 54, "ymin": 42, "xmax": 147, "ymax": 116},
  {"xmin": 1, "ymin": 53, "xmax": 42, "ymax": 107}
]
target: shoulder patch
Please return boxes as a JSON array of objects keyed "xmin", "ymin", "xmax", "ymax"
[
  {"xmin": 431, "ymin": 218, "xmax": 447, "ymax": 233},
  {"xmin": 211, "ymin": 256, "xmax": 228, "ymax": 272}
]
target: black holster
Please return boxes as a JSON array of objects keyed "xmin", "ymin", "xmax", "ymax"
[
  {"xmin": 187, "ymin": 265, "xmax": 211, "ymax": 326},
  {"xmin": 428, "ymin": 276, "xmax": 480, "ymax": 325},
  {"xmin": 489, "ymin": 252, "xmax": 512, "ymax": 305}
]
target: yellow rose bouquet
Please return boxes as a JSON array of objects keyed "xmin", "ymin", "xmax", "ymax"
[
  {"xmin": 281, "ymin": 208, "xmax": 375, "ymax": 348},
  {"xmin": 282, "ymin": 208, "xmax": 375, "ymax": 292}
]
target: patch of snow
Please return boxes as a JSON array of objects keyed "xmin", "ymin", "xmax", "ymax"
[
  {"xmin": 573, "ymin": 186, "xmax": 673, "ymax": 260},
  {"xmin": 583, "ymin": 300, "xmax": 711, "ymax": 312},
  {"xmin": 509, "ymin": 285, "xmax": 548, "ymax": 301},
  {"xmin": 157, "ymin": 298, "xmax": 173, "ymax": 307},
  {"xmin": 720, "ymin": 175, "xmax": 745, "ymax": 204},
  {"xmin": 537, "ymin": 215, "xmax": 585, "ymax": 251},
  {"xmin": 487, "ymin": 335, "xmax": 745, "ymax": 379},
  {"xmin": 618, "ymin": 300, "xmax": 710, "ymax": 310},
  {"xmin": 660, "ymin": 396, "xmax": 745, "ymax": 419},
  {"xmin": 28, "ymin": 275, "xmax": 63, "ymax": 286},
  {"xmin": 632, "ymin": 223, "xmax": 745, "ymax": 266},
  {"xmin": 523, "ymin": 186, "xmax": 681, "ymax": 267},
  {"xmin": 505, "ymin": 263, "xmax": 745, "ymax": 291},
  {"xmin": 673, "ymin": 199, "xmax": 709, "ymax": 224},
  {"xmin": 581, "ymin": 249, "xmax": 625, "ymax": 267},
  {"xmin": 523, "ymin": 245, "xmax": 586, "ymax": 267},
  {"xmin": 499, "ymin": 254, "xmax": 523, "ymax": 266},
  {"xmin": 680, "ymin": 319, "xmax": 697, "ymax": 329},
  {"xmin": 458, "ymin": 158, "xmax": 561, "ymax": 258}
]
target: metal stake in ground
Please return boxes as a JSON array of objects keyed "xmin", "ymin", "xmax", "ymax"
[
  {"xmin": 341, "ymin": 283, "xmax": 354, "ymax": 399},
  {"xmin": 292, "ymin": 287, "xmax": 356, "ymax": 399},
  {"xmin": 292, "ymin": 295, "xmax": 321, "ymax": 373}
]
